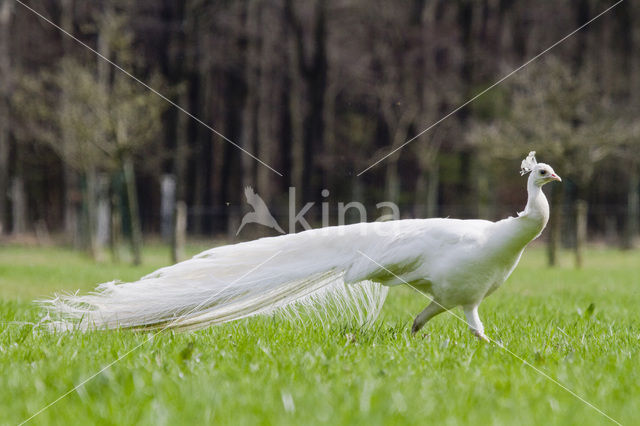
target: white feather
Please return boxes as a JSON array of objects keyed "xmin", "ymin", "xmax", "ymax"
[
  {"xmin": 41, "ymin": 153, "xmax": 561, "ymax": 339},
  {"xmin": 520, "ymin": 151, "xmax": 538, "ymax": 175}
]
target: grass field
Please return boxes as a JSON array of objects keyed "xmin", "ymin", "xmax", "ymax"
[{"xmin": 1, "ymin": 244, "xmax": 638, "ymax": 425}]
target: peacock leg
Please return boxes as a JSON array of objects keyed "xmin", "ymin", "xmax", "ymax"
[
  {"xmin": 463, "ymin": 305, "xmax": 489, "ymax": 342},
  {"xmin": 411, "ymin": 301, "xmax": 445, "ymax": 335}
]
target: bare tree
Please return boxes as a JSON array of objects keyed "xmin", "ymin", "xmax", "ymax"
[
  {"xmin": 13, "ymin": 7, "xmax": 165, "ymax": 263},
  {"xmin": 285, "ymin": 0, "xmax": 328, "ymax": 205},
  {"xmin": 0, "ymin": 0, "xmax": 13, "ymax": 235},
  {"xmin": 471, "ymin": 59, "xmax": 630, "ymax": 267}
]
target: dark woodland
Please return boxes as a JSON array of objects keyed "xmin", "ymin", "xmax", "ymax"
[{"xmin": 0, "ymin": 0, "xmax": 638, "ymax": 266}]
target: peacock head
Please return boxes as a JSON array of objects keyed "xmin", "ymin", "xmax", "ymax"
[{"xmin": 520, "ymin": 151, "xmax": 561, "ymax": 187}]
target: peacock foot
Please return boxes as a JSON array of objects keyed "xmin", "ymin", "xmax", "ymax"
[
  {"xmin": 410, "ymin": 320, "xmax": 421, "ymax": 335},
  {"xmin": 473, "ymin": 329, "xmax": 490, "ymax": 342}
]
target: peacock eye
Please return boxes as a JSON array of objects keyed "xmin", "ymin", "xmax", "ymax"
[{"xmin": 540, "ymin": 170, "xmax": 547, "ymax": 175}]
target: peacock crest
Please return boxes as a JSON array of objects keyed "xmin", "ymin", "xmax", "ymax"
[{"xmin": 520, "ymin": 151, "xmax": 537, "ymax": 176}]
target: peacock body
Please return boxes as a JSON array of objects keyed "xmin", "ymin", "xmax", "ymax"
[{"xmin": 42, "ymin": 152, "xmax": 561, "ymax": 340}]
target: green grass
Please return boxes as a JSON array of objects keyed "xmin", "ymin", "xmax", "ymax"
[{"xmin": 1, "ymin": 244, "xmax": 639, "ymax": 425}]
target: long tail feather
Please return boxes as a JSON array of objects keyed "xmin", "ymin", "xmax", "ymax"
[{"xmin": 39, "ymin": 229, "xmax": 391, "ymax": 332}]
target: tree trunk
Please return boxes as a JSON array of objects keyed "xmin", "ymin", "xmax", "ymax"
[
  {"xmin": 59, "ymin": 0, "xmax": 80, "ymax": 247},
  {"xmin": 240, "ymin": 0, "xmax": 260, "ymax": 190},
  {"xmin": 414, "ymin": 173, "xmax": 426, "ymax": 218},
  {"xmin": 414, "ymin": 163, "xmax": 438, "ymax": 219},
  {"xmin": 413, "ymin": 135, "xmax": 442, "ymax": 219},
  {"xmin": 285, "ymin": 0, "xmax": 327, "ymax": 203},
  {"xmin": 426, "ymin": 163, "xmax": 439, "ymax": 218},
  {"xmin": 123, "ymin": 156, "xmax": 142, "ymax": 265},
  {"xmin": 385, "ymin": 158, "xmax": 400, "ymax": 205},
  {"xmin": 110, "ymin": 178, "xmax": 122, "ymax": 263},
  {"xmin": 0, "ymin": 0, "xmax": 12, "ymax": 236},
  {"xmin": 10, "ymin": 176, "xmax": 26, "ymax": 234},
  {"xmin": 64, "ymin": 166, "xmax": 81, "ymax": 247},
  {"xmin": 172, "ymin": 90, "xmax": 189, "ymax": 261},
  {"xmin": 161, "ymin": 174, "xmax": 176, "ymax": 242},
  {"xmin": 622, "ymin": 163, "xmax": 639, "ymax": 249},
  {"xmin": 95, "ymin": 173, "xmax": 110, "ymax": 260},
  {"xmin": 192, "ymin": 149, "xmax": 206, "ymax": 236},
  {"xmin": 84, "ymin": 168, "xmax": 99, "ymax": 259},
  {"xmin": 547, "ymin": 184, "xmax": 563, "ymax": 267},
  {"xmin": 0, "ymin": 114, "xmax": 8, "ymax": 236},
  {"xmin": 256, "ymin": 4, "xmax": 277, "ymax": 207},
  {"xmin": 477, "ymin": 164, "xmax": 491, "ymax": 220},
  {"xmin": 94, "ymin": 2, "xmax": 112, "ymax": 260},
  {"xmin": 191, "ymin": 54, "xmax": 208, "ymax": 236},
  {"xmin": 575, "ymin": 199, "xmax": 588, "ymax": 269},
  {"xmin": 287, "ymin": 48, "xmax": 304, "ymax": 193},
  {"xmin": 459, "ymin": 151, "xmax": 478, "ymax": 218},
  {"xmin": 284, "ymin": 0, "xmax": 304, "ymax": 193},
  {"xmin": 172, "ymin": 200, "xmax": 187, "ymax": 263},
  {"xmin": 383, "ymin": 109, "xmax": 413, "ymax": 206}
]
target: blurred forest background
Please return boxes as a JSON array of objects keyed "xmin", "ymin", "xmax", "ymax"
[{"xmin": 0, "ymin": 0, "xmax": 638, "ymax": 267}]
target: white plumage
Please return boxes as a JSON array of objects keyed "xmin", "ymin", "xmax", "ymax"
[{"xmin": 43, "ymin": 152, "xmax": 561, "ymax": 340}]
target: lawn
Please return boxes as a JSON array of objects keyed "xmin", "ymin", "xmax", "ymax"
[{"xmin": 1, "ymin": 244, "xmax": 638, "ymax": 425}]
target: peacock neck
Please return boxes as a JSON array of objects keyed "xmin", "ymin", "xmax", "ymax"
[
  {"xmin": 493, "ymin": 175, "xmax": 550, "ymax": 255},
  {"xmin": 524, "ymin": 177, "xmax": 549, "ymax": 217},
  {"xmin": 517, "ymin": 175, "xmax": 550, "ymax": 238}
]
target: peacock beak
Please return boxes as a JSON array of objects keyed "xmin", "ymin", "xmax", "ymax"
[{"xmin": 550, "ymin": 173, "xmax": 562, "ymax": 182}]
